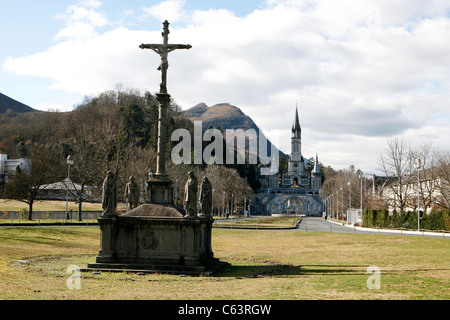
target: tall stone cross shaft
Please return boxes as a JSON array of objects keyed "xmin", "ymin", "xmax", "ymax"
[{"xmin": 139, "ymin": 20, "xmax": 191, "ymax": 178}]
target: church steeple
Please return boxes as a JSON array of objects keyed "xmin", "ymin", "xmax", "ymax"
[
  {"xmin": 313, "ymin": 153, "xmax": 321, "ymax": 175},
  {"xmin": 292, "ymin": 106, "xmax": 301, "ymax": 139},
  {"xmin": 312, "ymin": 153, "xmax": 322, "ymax": 190},
  {"xmin": 289, "ymin": 106, "xmax": 303, "ymax": 175}
]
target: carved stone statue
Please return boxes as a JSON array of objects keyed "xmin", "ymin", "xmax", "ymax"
[
  {"xmin": 124, "ymin": 175, "xmax": 139, "ymax": 211},
  {"xmin": 102, "ymin": 170, "xmax": 116, "ymax": 216},
  {"xmin": 139, "ymin": 20, "xmax": 191, "ymax": 94},
  {"xmin": 184, "ymin": 171, "xmax": 198, "ymax": 217},
  {"xmin": 199, "ymin": 176, "xmax": 212, "ymax": 216}
]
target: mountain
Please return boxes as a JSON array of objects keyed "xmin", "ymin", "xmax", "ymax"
[
  {"xmin": 181, "ymin": 102, "xmax": 285, "ymax": 159},
  {"xmin": 182, "ymin": 102, "xmax": 258, "ymax": 132},
  {"xmin": 0, "ymin": 92, "xmax": 36, "ymax": 114}
]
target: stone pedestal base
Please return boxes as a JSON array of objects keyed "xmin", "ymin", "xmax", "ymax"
[
  {"xmin": 82, "ymin": 204, "xmax": 225, "ymax": 276},
  {"xmin": 147, "ymin": 176, "xmax": 174, "ymax": 205}
]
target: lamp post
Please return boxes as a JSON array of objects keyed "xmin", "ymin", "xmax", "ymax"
[
  {"xmin": 335, "ymin": 191, "xmax": 338, "ymax": 220},
  {"xmin": 244, "ymin": 197, "xmax": 247, "ymax": 216},
  {"xmin": 415, "ymin": 158, "xmax": 422, "ymax": 231},
  {"xmin": 212, "ymin": 187, "xmax": 215, "ymax": 216},
  {"xmin": 359, "ymin": 174, "xmax": 363, "ymax": 224},
  {"xmin": 65, "ymin": 155, "xmax": 74, "ymax": 223},
  {"xmin": 223, "ymin": 191, "xmax": 225, "ymax": 217},
  {"xmin": 327, "ymin": 197, "xmax": 330, "ymax": 219},
  {"xmin": 340, "ymin": 185, "xmax": 343, "ymax": 221},
  {"xmin": 329, "ymin": 196, "xmax": 331, "ymax": 218},
  {"xmin": 231, "ymin": 193, "xmax": 234, "ymax": 216},
  {"xmin": 331, "ymin": 195, "xmax": 333, "ymax": 218},
  {"xmin": 175, "ymin": 176, "xmax": 178, "ymax": 206},
  {"xmin": 348, "ymin": 180, "xmax": 351, "ymax": 210}
]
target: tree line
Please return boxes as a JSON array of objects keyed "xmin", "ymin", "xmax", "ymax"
[
  {"xmin": 378, "ymin": 137, "xmax": 450, "ymax": 213},
  {"xmin": 321, "ymin": 137, "xmax": 450, "ymax": 222},
  {"xmin": 0, "ymin": 86, "xmax": 254, "ymax": 219}
]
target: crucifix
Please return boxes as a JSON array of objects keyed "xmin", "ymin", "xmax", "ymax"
[
  {"xmin": 139, "ymin": 20, "xmax": 191, "ymax": 94},
  {"xmin": 139, "ymin": 20, "xmax": 191, "ymax": 204}
]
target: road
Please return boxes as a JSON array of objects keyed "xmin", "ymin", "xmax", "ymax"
[
  {"xmin": 295, "ymin": 217, "xmax": 352, "ymax": 233},
  {"xmin": 295, "ymin": 217, "xmax": 449, "ymax": 239}
]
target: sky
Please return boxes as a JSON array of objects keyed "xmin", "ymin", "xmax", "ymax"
[{"xmin": 1, "ymin": 0, "xmax": 450, "ymax": 175}]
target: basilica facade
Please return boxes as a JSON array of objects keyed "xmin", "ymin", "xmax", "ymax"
[{"xmin": 254, "ymin": 108, "xmax": 323, "ymax": 216}]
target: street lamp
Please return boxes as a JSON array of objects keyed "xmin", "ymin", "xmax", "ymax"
[
  {"xmin": 223, "ymin": 191, "xmax": 226, "ymax": 217},
  {"xmin": 175, "ymin": 176, "xmax": 178, "ymax": 206},
  {"xmin": 348, "ymin": 179, "xmax": 352, "ymax": 210},
  {"xmin": 212, "ymin": 187, "xmax": 215, "ymax": 216},
  {"xmin": 359, "ymin": 173, "xmax": 363, "ymax": 224},
  {"xmin": 244, "ymin": 197, "xmax": 247, "ymax": 216},
  {"xmin": 415, "ymin": 158, "xmax": 422, "ymax": 231},
  {"xmin": 231, "ymin": 193, "xmax": 234, "ymax": 216},
  {"xmin": 340, "ymin": 185, "xmax": 343, "ymax": 221},
  {"xmin": 331, "ymin": 194, "xmax": 333, "ymax": 218},
  {"xmin": 65, "ymin": 155, "xmax": 74, "ymax": 223},
  {"xmin": 336, "ymin": 191, "xmax": 338, "ymax": 220}
]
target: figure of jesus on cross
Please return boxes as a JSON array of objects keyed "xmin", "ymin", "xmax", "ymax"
[{"xmin": 139, "ymin": 20, "xmax": 191, "ymax": 94}]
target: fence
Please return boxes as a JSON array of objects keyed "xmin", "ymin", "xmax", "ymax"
[{"xmin": 0, "ymin": 210, "xmax": 102, "ymax": 223}]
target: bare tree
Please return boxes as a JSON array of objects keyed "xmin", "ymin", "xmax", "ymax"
[
  {"xmin": 435, "ymin": 151, "xmax": 450, "ymax": 210},
  {"xmin": 64, "ymin": 106, "xmax": 104, "ymax": 220},
  {"xmin": 408, "ymin": 142, "xmax": 439, "ymax": 213},
  {"xmin": 378, "ymin": 137, "xmax": 412, "ymax": 212},
  {"xmin": 4, "ymin": 144, "xmax": 60, "ymax": 219}
]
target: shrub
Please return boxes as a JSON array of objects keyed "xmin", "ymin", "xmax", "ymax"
[
  {"xmin": 390, "ymin": 210, "xmax": 403, "ymax": 228},
  {"xmin": 18, "ymin": 208, "xmax": 28, "ymax": 220},
  {"xmin": 375, "ymin": 210, "xmax": 389, "ymax": 228},
  {"xmin": 363, "ymin": 210, "xmax": 377, "ymax": 227},
  {"xmin": 405, "ymin": 211, "xmax": 420, "ymax": 230},
  {"xmin": 422, "ymin": 210, "xmax": 449, "ymax": 231},
  {"xmin": 363, "ymin": 209, "xmax": 449, "ymax": 231}
]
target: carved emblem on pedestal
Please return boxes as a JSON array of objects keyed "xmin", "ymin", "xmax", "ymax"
[{"xmin": 141, "ymin": 231, "xmax": 158, "ymax": 249}]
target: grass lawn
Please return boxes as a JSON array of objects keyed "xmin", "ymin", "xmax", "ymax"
[
  {"xmin": 0, "ymin": 227, "xmax": 448, "ymax": 300},
  {"xmin": 213, "ymin": 216, "xmax": 300, "ymax": 228},
  {"xmin": 0, "ymin": 199, "xmax": 103, "ymax": 212}
]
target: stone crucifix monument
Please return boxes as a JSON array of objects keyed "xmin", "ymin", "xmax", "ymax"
[
  {"xmin": 84, "ymin": 21, "xmax": 224, "ymax": 276},
  {"xmin": 140, "ymin": 20, "xmax": 191, "ymax": 180}
]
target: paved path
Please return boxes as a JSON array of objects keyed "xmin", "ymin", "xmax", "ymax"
[
  {"xmin": 295, "ymin": 217, "xmax": 352, "ymax": 233},
  {"xmin": 295, "ymin": 217, "xmax": 449, "ymax": 239}
]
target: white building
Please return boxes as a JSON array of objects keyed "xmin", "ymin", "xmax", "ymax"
[
  {"xmin": 381, "ymin": 167, "xmax": 445, "ymax": 214},
  {"xmin": 0, "ymin": 153, "xmax": 31, "ymax": 177}
]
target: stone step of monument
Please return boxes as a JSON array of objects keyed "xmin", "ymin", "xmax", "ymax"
[{"xmin": 81, "ymin": 259, "xmax": 227, "ymax": 276}]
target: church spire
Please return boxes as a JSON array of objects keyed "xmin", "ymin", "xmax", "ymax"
[
  {"xmin": 292, "ymin": 105, "xmax": 301, "ymax": 138},
  {"xmin": 313, "ymin": 153, "xmax": 321, "ymax": 175}
]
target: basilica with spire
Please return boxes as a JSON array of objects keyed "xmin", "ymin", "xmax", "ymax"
[{"xmin": 254, "ymin": 107, "xmax": 323, "ymax": 216}]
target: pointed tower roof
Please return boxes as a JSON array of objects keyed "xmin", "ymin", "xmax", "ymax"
[
  {"xmin": 291, "ymin": 106, "xmax": 301, "ymax": 136},
  {"xmin": 313, "ymin": 153, "xmax": 321, "ymax": 175}
]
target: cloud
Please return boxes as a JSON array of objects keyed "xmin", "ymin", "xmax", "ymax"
[
  {"xmin": 3, "ymin": 0, "xmax": 450, "ymax": 172},
  {"xmin": 54, "ymin": 0, "xmax": 108, "ymax": 40},
  {"xmin": 141, "ymin": 0, "xmax": 187, "ymax": 23}
]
